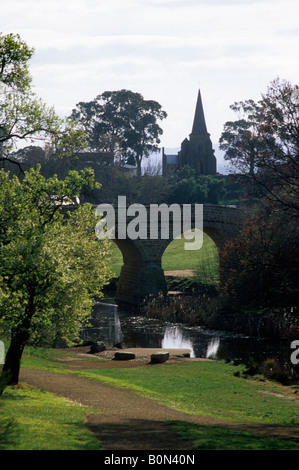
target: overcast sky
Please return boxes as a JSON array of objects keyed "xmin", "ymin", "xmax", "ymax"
[{"xmin": 2, "ymin": 0, "xmax": 299, "ymax": 167}]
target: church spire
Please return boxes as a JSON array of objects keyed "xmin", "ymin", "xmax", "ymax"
[{"xmin": 191, "ymin": 89, "xmax": 208, "ymax": 135}]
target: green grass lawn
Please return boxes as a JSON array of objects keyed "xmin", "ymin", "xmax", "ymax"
[
  {"xmin": 109, "ymin": 231, "xmax": 219, "ymax": 282},
  {"xmin": 67, "ymin": 362, "xmax": 299, "ymax": 426},
  {"xmin": 169, "ymin": 421, "xmax": 299, "ymax": 450},
  {"xmin": 1, "ymin": 346, "xmax": 298, "ymax": 450},
  {"xmin": 0, "ymin": 385, "xmax": 102, "ymax": 450}
]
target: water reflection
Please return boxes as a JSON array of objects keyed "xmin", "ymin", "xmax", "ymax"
[
  {"xmin": 79, "ymin": 301, "xmax": 291, "ymax": 366},
  {"xmin": 206, "ymin": 337, "xmax": 220, "ymax": 358},
  {"xmin": 162, "ymin": 325, "xmax": 195, "ymax": 357}
]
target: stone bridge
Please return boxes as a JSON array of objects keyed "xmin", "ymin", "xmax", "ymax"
[{"xmin": 95, "ymin": 202, "xmax": 245, "ymax": 305}]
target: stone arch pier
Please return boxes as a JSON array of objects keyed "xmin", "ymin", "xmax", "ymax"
[{"xmin": 99, "ymin": 203, "xmax": 244, "ymax": 305}]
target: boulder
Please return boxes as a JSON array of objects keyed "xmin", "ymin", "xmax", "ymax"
[
  {"xmin": 89, "ymin": 341, "xmax": 106, "ymax": 354},
  {"xmin": 114, "ymin": 351, "xmax": 136, "ymax": 361},
  {"xmin": 150, "ymin": 352, "xmax": 169, "ymax": 364}
]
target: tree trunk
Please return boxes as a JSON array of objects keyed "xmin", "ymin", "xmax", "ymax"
[
  {"xmin": 0, "ymin": 295, "xmax": 33, "ymax": 395},
  {"xmin": 136, "ymin": 160, "xmax": 142, "ymax": 177},
  {"xmin": 1, "ymin": 329, "xmax": 29, "ymax": 387}
]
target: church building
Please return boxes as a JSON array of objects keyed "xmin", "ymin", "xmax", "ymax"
[{"xmin": 162, "ymin": 90, "xmax": 217, "ymax": 176}]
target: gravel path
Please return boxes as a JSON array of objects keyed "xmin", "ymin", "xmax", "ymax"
[{"xmin": 19, "ymin": 365, "xmax": 299, "ymax": 451}]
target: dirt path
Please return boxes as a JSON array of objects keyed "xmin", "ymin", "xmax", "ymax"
[{"xmin": 19, "ymin": 362, "xmax": 299, "ymax": 450}]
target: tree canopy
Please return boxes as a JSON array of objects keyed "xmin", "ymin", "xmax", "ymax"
[
  {"xmin": 0, "ymin": 33, "xmax": 86, "ymax": 165},
  {"xmin": 219, "ymin": 78, "xmax": 299, "ymax": 313},
  {"xmin": 219, "ymin": 78, "xmax": 299, "ymax": 215},
  {"xmin": 219, "ymin": 99, "xmax": 263, "ymax": 177},
  {"xmin": 0, "ymin": 32, "xmax": 34, "ymax": 91},
  {"xmin": 70, "ymin": 89, "xmax": 167, "ymax": 176},
  {"xmin": 0, "ymin": 167, "xmax": 111, "ymax": 392}
]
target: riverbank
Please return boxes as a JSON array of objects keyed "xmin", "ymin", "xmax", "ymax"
[
  {"xmin": 8, "ymin": 345, "xmax": 299, "ymax": 450},
  {"xmin": 105, "ymin": 273, "xmax": 298, "ymax": 343},
  {"xmin": 19, "ymin": 366, "xmax": 299, "ymax": 450}
]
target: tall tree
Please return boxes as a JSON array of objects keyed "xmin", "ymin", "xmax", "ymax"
[
  {"xmin": 219, "ymin": 78, "xmax": 299, "ymax": 313},
  {"xmin": 219, "ymin": 99, "xmax": 263, "ymax": 177},
  {"xmin": 70, "ymin": 89, "xmax": 167, "ymax": 176},
  {"xmin": 256, "ymin": 78, "xmax": 299, "ymax": 215},
  {"xmin": 219, "ymin": 208, "xmax": 299, "ymax": 311},
  {"xmin": 219, "ymin": 78, "xmax": 299, "ymax": 215},
  {"xmin": 0, "ymin": 33, "xmax": 86, "ymax": 166},
  {"xmin": 0, "ymin": 32, "xmax": 34, "ymax": 91},
  {"xmin": 0, "ymin": 167, "xmax": 111, "ymax": 393}
]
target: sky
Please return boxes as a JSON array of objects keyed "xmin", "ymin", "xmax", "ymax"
[{"xmin": 2, "ymin": 0, "xmax": 299, "ymax": 172}]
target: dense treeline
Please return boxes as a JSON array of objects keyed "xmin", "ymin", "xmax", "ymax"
[{"xmin": 1, "ymin": 147, "xmax": 245, "ymax": 206}]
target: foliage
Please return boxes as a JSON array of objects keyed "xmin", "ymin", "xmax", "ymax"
[
  {"xmin": 0, "ymin": 85, "xmax": 61, "ymax": 152},
  {"xmin": 0, "ymin": 32, "xmax": 34, "ymax": 91},
  {"xmin": 0, "ymin": 167, "xmax": 111, "ymax": 390},
  {"xmin": 219, "ymin": 207, "xmax": 299, "ymax": 310},
  {"xmin": 218, "ymin": 78, "xmax": 299, "ymax": 312},
  {"xmin": 219, "ymin": 99, "xmax": 264, "ymax": 176},
  {"xmin": 70, "ymin": 89, "xmax": 167, "ymax": 176},
  {"xmin": 255, "ymin": 78, "xmax": 299, "ymax": 215},
  {"xmin": 219, "ymin": 78, "xmax": 299, "ymax": 214},
  {"xmin": 0, "ymin": 33, "xmax": 86, "ymax": 164},
  {"xmin": 166, "ymin": 166, "xmax": 226, "ymax": 205},
  {"xmin": 141, "ymin": 291, "xmax": 221, "ymax": 327}
]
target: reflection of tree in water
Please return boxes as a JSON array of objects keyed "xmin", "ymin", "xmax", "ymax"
[
  {"xmin": 81, "ymin": 303, "xmax": 290, "ymax": 369},
  {"xmin": 81, "ymin": 302, "xmax": 124, "ymax": 346},
  {"xmin": 120, "ymin": 317, "xmax": 163, "ymax": 348}
]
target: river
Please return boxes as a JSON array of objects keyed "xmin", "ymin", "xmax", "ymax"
[{"xmin": 79, "ymin": 299, "xmax": 293, "ymax": 366}]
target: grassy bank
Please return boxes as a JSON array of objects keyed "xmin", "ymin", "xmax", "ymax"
[
  {"xmin": 0, "ymin": 384, "xmax": 102, "ymax": 450},
  {"xmin": 109, "ymin": 231, "xmax": 219, "ymax": 283},
  {"xmin": 1, "ymin": 345, "xmax": 298, "ymax": 450},
  {"xmin": 1, "ymin": 346, "xmax": 298, "ymax": 450}
]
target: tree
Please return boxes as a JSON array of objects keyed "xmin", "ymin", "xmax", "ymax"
[
  {"xmin": 255, "ymin": 78, "xmax": 299, "ymax": 215},
  {"xmin": 219, "ymin": 78, "xmax": 299, "ymax": 215},
  {"xmin": 218, "ymin": 79, "xmax": 299, "ymax": 314},
  {"xmin": 0, "ymin": 167, "xmax": 111, "ymax": 393},
  {"xmin": 219, "ymin": 208, "xmax": 299, "ymax": 311},
  {"xmin": 219, "ymin": 99, "xmax": 263, "ymax": 177},
  {"xmin": 70, "ymin": 89, "xmax": 167, "ymax": 176},
  {"xmin": 0, "ymin": 33, "xmax": 86, "ymax": 166},
  {"xmin": 121, "ymin": 90, "xmax": 167, "ymax": 177},
  {"xmin": 0, "ymin": 32, "xmax": 34, "ymax": 91}
]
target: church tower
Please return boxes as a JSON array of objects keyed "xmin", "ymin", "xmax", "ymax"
[{"xmin": 178, "ymin": 89, "xmax": 216, "ymax": 175}]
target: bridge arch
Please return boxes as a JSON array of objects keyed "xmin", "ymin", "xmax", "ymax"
[
  {"xmin": 109, "ymin": 204, "xmax": 244, "ymax": 305},
  {"xmin": 161, "ymin": 229, "xmax": 219, "ymax": 281}
]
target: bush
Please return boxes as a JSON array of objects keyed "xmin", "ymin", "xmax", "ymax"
[
  {"xmin": 260, "ymin": 358, "xmax": 291, "ymax": 385},
  {"xmin": 142, "ymin": 291, "xmax": 223, "ymax": 327}
]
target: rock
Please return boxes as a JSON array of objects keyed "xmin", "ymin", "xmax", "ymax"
[
  {"xmin": 114, "ymin": 352, "xmax": 136, "ymax": 361},
  {"xmin": 89, "ymin": 341, "xmax": 106, "ymax": 354},
  {"xmin": 150, "ymin": 352, "xmax": 169, "ymax": 364}
]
